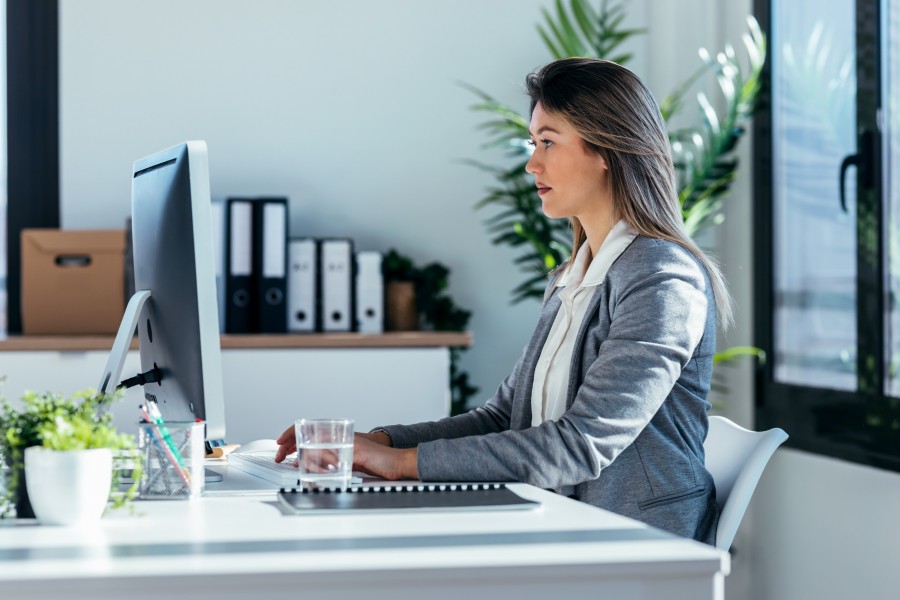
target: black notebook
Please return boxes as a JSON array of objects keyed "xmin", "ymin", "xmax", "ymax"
[{"xmin": 277, "ymin": 483, "xmax": 540, "ymax": 514}]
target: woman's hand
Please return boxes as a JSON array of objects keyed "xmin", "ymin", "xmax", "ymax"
[
  {"xmin": 274, "ymin": 426, "xmax": 393, "ymax": 463},
  {"xmin": 274, "ymin": 424, "xmax": 296, "ymax": 464},
  {"xmin": 352, "ymin": 433, "xmax": 418, "ymax": 480}
]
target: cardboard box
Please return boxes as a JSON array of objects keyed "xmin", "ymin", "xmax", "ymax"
[{"xmin": 21, "ymin": 229, "xmax": 126, "ymax": 335}]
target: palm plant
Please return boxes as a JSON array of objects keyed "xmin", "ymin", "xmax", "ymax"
[{"xmin": 467, "ymin": 0, "xmax": 766, "ymax": 305}]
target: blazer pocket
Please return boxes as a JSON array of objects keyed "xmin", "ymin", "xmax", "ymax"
[{"xmin": 638, "ymin": 485, "xmax": 706, "ymax": 511}]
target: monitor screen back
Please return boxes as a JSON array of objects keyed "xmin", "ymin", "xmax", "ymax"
[{"xmin": 131, "ymin": 141, "xmax": 226, "ymax": 441}]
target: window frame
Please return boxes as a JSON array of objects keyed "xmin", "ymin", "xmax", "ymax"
[
  {"xmin": 754, "ymin": 0, "xmax": 900, "ymax": 472},
  {"xmin": 5, "ymin": 0, "xmax": 60, "ymax": 335}
]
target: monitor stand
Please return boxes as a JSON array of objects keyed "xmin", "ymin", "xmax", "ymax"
[
  {"xmin": 99, "ymin": 290, "xmax": 151, "ymax": 397},
  {"xmin": 101, "ymin": 290, "xmax": 226, "ymax": 484}
]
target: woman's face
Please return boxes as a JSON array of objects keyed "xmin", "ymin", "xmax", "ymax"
[{"xmin": 525, "ymin": 102, "xmax": 609, "ymax": 221}]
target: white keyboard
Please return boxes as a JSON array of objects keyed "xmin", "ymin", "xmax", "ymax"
[{"xmin": 228, "ymin": 452, "xmax": 363, "ymax": 487}]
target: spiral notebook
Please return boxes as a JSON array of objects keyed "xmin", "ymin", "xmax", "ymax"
[{"xmin": 277, "ymin": 483, "xmax": 540, "ymax": 514}]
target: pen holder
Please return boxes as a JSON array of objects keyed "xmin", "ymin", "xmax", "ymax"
[{"xmin": 138, "ymin": 421, "xmax": 205, "ymax": 499}]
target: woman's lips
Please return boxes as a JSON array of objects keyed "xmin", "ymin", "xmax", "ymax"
[{"xmin": 536, "ymin": 185, "xmax": 551, "ymax": 196}]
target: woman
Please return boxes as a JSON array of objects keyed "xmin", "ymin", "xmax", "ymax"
[{"xmin": 275, "ymin": 57, "xmax": 730, "ymax": 545}]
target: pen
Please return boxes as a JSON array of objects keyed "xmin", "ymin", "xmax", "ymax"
[
  {"xmin": 145, "ymin": 401, "xmax": 186, "ymax": 468},
  {"xmin": 140, "ymin": 404, "xmax": 192, "ymax": 489}
]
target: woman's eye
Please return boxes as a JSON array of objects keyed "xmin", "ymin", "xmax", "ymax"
[{"xmin": 526, "ymin": 139, "xmax": 552, "ymax": 150}]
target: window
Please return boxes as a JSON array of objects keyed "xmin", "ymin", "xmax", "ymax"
[
  {"xmin": 755, "ymin": 0, "xmax": 900, "ymax": 471},
  {"xmin": 0, "ymin": 1, "xmax": 6, "ymax": 336}
]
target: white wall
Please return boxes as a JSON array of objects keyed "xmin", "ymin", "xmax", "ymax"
[
  {"xmin": 59, "ymin": 0, "xmax": 559, "ymax": 411},
  {"xmin": 746, "ymin": 449, "xmax": 900, "ymax": 599}
]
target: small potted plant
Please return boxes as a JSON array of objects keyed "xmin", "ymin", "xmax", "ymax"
[
  {"xmin": 382, "ymin": 249, "xmax": 421, "ymax": 331},
  {"xmin": 0, "ymin": 388, "xmax": 139, "ymax": 524}
]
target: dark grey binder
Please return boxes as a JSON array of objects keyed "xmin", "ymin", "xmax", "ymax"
[
  {"xmin": 253, "ymin": 197, "xmax": 288, "ymax": 333},
  {"xmin": 277, "ymin": 483, "xmax": 539, "ymax": 514}
]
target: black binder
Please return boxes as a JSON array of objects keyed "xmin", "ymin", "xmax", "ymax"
[
  {"xmin": 277, "ymin": 483, "xmax": 540, "ymax": 514},
  {"xmin": 253, "ymin": 198, "xmax": 288, "ymax": 333},
  {"xmin": 224, "ymin": 198, "xmax": 255, "ymax": 333}
]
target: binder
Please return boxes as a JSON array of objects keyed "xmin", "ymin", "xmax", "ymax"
[
  {"xmin": 287, "ymin": 238, "xmax": 318, "ymax": 333},
  {"xmin": 355, "ymin": 251, "xmax": 383, "ymax": 334},
  {"xmin": 319, "ymin": 239, "xmax": 354, "ymax": 332},
  {"xmin": 254, "ymin": 198, "xmax": 288, "ymax": 333},
  {"xmin": 224, "ymin": 199, "xmax": 255, "ymax": 333},
  {"xmin": 277, "ymin": 483, "xmax": 540, "ymax": 514}
]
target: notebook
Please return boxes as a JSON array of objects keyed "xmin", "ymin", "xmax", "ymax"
[
  {"xmin": 228, "ymin": 452, "xmax": 363, "ymax": 487},
  {"xmin": 277, "ymin": 483, "xmax": 540, "ymax": 514}
]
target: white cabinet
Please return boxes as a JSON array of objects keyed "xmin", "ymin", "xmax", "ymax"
[
  {"xmin": 0, "ymin": 333, "xmax": 468, "ymax": 444},
  {"xmin": 219, "ymin": 347, "xmax": 449, "ymax": 441}
]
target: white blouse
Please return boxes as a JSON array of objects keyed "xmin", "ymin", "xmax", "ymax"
[{"xmin": 530, "ymin": 220, "xmax": 638, "ymax": 426}]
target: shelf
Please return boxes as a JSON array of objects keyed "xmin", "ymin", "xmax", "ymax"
[
  {"xmin": 0, "ymin": 331, "xmax": 473, "ymax": 352},
  {"xmin": 220, "ymin": 332, "xmax": 471, "ymax": 349}
]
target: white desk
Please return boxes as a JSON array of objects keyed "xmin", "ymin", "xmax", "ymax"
[{"xmin": 0, "ymin": 465, "xmax": 729, "ymax": 600}]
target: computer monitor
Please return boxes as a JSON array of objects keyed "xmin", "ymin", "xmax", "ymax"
[{"xmin": 99, "ymin": 141, "xmax": 226, "ymax": 443}]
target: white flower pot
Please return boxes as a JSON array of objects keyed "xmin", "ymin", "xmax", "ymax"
[{"xmin": 24, "ymin": 447, "xmax": 113, "ymax": 526}]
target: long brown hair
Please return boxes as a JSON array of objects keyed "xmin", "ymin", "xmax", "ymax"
[{"xmin": 526, "ymin": 57, "xmax": 732, "ymax": 328}]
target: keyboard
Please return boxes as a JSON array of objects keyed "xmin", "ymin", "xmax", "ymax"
[{"xmin": 228, "ymin": 452, "xmax": 363, "ymax": 487}]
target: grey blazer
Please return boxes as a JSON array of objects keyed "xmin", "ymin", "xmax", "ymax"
[{"xmin": 380, "ymin": 236, "xmax": 719, "ymax": 545}]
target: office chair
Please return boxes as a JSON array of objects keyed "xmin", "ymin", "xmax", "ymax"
[{"xmin": 704, "ymin": 415, "xmax": 788, "ymax": 551}]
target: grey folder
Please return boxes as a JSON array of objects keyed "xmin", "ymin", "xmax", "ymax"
[{"xmin": 277, "ymin": 483, "xmax": 539, "ymax": 514}]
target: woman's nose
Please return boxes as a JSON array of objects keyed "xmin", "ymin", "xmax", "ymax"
[{"xmin": 525, "ymin": 151, "xmax": 540, "ymax": 175}]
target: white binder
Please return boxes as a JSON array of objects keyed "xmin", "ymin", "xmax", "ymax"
[
  {"xmin": 287, "ymin": 239, "xmax": 317, "ymax": 332},
  {"xmin": 355, "ymin": 251, "xmax": 383, "ymax": 334},
  {"xmin": 320, "ymin": 239, "xmax": 354, "ymax": 332}
]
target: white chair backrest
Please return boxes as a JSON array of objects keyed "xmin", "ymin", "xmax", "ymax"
[{"xmin": 704, "ymin": 416, "xmax": 788, "ymax": 551}]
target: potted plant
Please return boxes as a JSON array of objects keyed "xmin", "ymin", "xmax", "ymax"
[
  {"xmin": 0, "ymin": 388, "xmax": 139, "ymax": 524},
  {"xmin": 382, "ymin": 250, "xmax": 421, "ymax": 332},
  {"xmin": 464, "ymin": 0, "xmax": 766, "ymax": 375},
  {"xmin": 466, "ymin": 0, "xmax": 765, "ymax": 303}
]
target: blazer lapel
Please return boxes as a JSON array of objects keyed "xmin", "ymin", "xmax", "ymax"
[
  {"xmin": 511, "ymin": 290, "xmax": 562, "ymax": 429},
  {"xmin": 565, "ymin": 285, "xmax": 604, "ymax": 409}
]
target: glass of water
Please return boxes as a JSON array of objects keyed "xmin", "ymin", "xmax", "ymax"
[{"xmin": 294, "ymin": 418, "xmax": 354, "ymax": 491}]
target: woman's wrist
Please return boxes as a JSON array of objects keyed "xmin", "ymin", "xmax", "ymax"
[
  {"xmin": 367, "ymin": 429, "xmax": 394, "ymax": 447},
  {"xmin": 401, "ymin": 448, "xmax": 419, "ymax": 479}
]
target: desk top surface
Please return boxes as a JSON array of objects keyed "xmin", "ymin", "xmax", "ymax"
[{"xmin": 0, "ymin": 466, "xmax": 728, "ymax": 586}]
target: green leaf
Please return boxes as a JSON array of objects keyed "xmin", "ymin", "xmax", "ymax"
[
  {"xmin": 537, "ymin": 24, "xmax": 566, "ymax": 60},
  {"xmin": 714, "ymin": 346, "xmax": 767, "ymax": 365},
  {"xmin": 571, "ymin": 0, "xmax": 598, "ymax": 45},
  {"xmin": 659, "ymin": 64, "xmax": 707, "ymax": 121},
  {"xmin": 540, "ymin": 7, "xmax": 570, "ymax": 56},
  {"xmin": 554, "ymin": 0, "xmax": 584, "ymax": 55}
]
